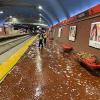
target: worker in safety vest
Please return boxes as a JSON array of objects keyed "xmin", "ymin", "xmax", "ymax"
[{"xmin": 38, "ymin": 33, "xmax": 44, "ymax": 48}]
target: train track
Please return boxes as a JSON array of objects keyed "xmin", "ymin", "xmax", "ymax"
[{"xmin": 0, "ymin": 35, "xmax": 31, "ymax": 55}]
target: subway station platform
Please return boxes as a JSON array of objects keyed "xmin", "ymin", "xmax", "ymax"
[{"xmin": 0, "ymin": 36, "xmax": 100, "ymax": 100}]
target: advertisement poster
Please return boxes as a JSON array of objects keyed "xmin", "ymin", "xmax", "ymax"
[
  {"xmin": 0, "ymin": 28, "xmax": 2, "ymax": 32},
  {"xmin": 58, "ymin": 27, "xmax": 62, "ymax": 37},
  {"xmin": 89, "ymin": 22, "xmax": 100, "ymax": 49},
  {"xmin": 69, "ymin": 26, "xmax": 76, "ymax": 41}
]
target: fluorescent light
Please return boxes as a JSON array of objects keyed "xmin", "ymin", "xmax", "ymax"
[
  {"xmin": 0, "ymin": 11, "xmax": 3, "ymax": 13},
  {"xmin": 9, "ymin": 16, "xmax": 13, "ymax": 18},
  {"xmin": 38, "ymin": 5, "xmax": 43, "ymax": 10},
  {"xmin": 39, "ymin": 27, "xmax": 42, "ymax": 30},
  {"xmin": 37, "ymin": 26, "xmax": 40, "ymax": 28}
]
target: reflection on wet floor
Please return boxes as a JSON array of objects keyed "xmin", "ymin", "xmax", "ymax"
[{"xmin": 0, "ymin": 40, "xmax": 100, "ymax": 100}]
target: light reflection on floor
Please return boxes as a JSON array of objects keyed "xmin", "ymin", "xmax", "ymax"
[{"xmin": 34, "ymin": 48, "xmax": 44, "ymax": 99}]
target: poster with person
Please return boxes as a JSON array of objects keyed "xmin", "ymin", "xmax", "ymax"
[
  {"xmin": 89, "ymin": 22, "xmax": 100, "ymax": 49},
  {"xmin": 69, "ymin": 26, "xmax": 76, "ymax": 41}
]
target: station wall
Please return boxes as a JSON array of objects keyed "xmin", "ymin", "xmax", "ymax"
[{"xmin": 51, "ymin": 14, "xmax": 100, "ymax": 57}]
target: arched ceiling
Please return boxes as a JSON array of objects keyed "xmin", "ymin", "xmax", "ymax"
[{"xmin": 0, "ymin": 0, "xmax": 99, "ymax": 26}]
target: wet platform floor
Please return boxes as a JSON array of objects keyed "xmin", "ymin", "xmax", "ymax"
[{"xmin": 0, "ymin": 40, "xmax": 100, "ymax": 100}]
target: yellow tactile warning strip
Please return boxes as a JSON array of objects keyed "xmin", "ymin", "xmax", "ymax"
[{"xmin": 0, "ymin": 36, "xmax": 37, "ymax": 83}]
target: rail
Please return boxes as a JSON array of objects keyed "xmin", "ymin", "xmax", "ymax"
[{"xmin": 0, "ymin": 35, "xmax": 31, "ymax": 55}]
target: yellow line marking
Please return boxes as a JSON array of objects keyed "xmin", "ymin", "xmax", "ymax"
[{"xmin": 0, "ymin": 36, "xmax": 37, "ymax": 83}]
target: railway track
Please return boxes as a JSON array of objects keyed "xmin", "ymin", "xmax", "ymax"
[{"xmin": 0, "ymin": 35, "xmax": 31, "ymax": 55}]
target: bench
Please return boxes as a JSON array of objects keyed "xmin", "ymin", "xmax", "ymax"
[
  {"xmin": 61, "ymin": 43, "xmax": 73, "ymax": 53},
  {"xmin": 79, "ymin": 57, "xmax": 100, "ymax": 69}
]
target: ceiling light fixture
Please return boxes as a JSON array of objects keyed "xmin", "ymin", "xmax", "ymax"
[
  {"xmin": 37, "ymin": 26, "xmax": 40, "ymax": 28},
  {"xmin": 0, "ymin": 11, "xmax": 4, "ymax": 14},
  {"xmin": 9, "ymin": 16, "xmax": 13, "ymax": 18},
  {"xmin": 38, "ymin": 5, "xmax": 43, "ymax": 10}
]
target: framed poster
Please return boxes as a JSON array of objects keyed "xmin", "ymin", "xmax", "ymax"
[
  {"xmin": 58, "ymin": 27, "xmax": 62, "ymax": 37},
  {"xmin": 89, "ymin": 22, "xmax": 100, "ymax": 49},
  {"xmin": 0, "ymin": 28, "xmax": 2, "ymax": 32},
  {"xmin": 69, "ymin": 26, "xmax": 76, "ymax": 41}
]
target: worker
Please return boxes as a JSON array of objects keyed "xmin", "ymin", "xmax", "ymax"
[
  {"xmin": 44, "ymin": 33, "xmax": 47, "ymax": 46},
  {"xmin": 38, "ymin": 33, "xmax": 44, "ymax": 48}
]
